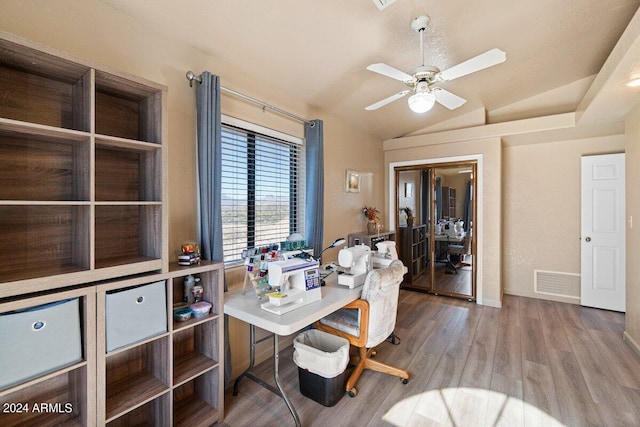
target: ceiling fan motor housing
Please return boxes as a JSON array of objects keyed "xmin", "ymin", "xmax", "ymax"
[
  {"xmin": 404, "ymin": 65, "xmax": 440, "ymax": 88},
  {"xmin": 415, "ymin": 80, "xmax": 430, "ymax": 93}
]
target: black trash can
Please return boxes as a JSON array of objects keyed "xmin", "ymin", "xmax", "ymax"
[{"xmin": 293, "ymin": 329, "xmax": 349, "ymax": 407}]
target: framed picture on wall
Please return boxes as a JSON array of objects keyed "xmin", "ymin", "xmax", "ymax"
[
  {"xmin": 404, "ymin": 183, "xmax": 413, "ymax": 198},
  {"xmin": 346, "ymin": 170, "xmax": 360, "ymax": 192}
]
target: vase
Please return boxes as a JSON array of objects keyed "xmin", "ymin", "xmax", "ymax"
[
  {"xmin": 407, "ymin": 218, "xmax": 414, "ymax": 227},
  {"xmin": 367, "ymin": 221, "xmax": 378, "ymax": 235}
]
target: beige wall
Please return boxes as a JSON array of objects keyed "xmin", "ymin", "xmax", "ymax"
[
  {"xmin": 397, "ymin": 170, "xmax": 421, "ymax": 226},
  {"xmin": 502, "ymin": 135, "xmax": 625, "ymax": 303},
  {"xmin": 625, "ymin": 106, "xmax": 640, "ymax": 354},
  {"xmin": 385, "ymin": 137, "xmax": 502, "ymax": 307},
  {"xmin": 0, "ymin": 0, "xmax": 385, "ymax": 380},
  {"xmin": 321, "ymin": 116, "xmax": 386, "ymax": 249}
]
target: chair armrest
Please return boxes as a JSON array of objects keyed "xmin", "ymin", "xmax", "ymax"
[{"xmin": 314, "ymin": 299, "xmax": 370, "ymax": 347}]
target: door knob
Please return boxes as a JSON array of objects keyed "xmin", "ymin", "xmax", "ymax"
[{"xmin": 585, "ymin": 237, "xmax": 591, "ymax": 242}]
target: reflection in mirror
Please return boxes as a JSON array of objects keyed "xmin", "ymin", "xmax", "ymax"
[
  {"xmin": 396, "ymin": 162, "xmax": 476, "ymax": 300},
  {"xmin": 397, "ymin": 169, "xmax": 430, "ymax": 292},
  {"xmin": 431, "ymin": 164, "xmax": 475, "ymax": 299}
]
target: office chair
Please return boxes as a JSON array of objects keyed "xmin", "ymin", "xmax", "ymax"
[
  {"xmin": 446, "ymin": 236, "xmax": 470, "ymax": 274},
  {"xmin": 314, "ymin": 260, "xmax": 410, "ymax": 397}
]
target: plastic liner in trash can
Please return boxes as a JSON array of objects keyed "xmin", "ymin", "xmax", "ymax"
[{"xmin": 293, "ymin": 329, "xmax": 349, "ymax": 406}]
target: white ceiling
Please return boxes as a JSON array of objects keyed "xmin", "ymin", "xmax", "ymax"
[{"xmin": 98, "ymin": 0, "xmax": 640, "ymax": 141}]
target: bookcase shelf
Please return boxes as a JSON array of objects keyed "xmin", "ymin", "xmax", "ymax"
[
  {"xmin": 94, "ymin": 70, "xmax": 162, "ymax": 144},
  {"xmin": 0, "ymin": 128, "xmax": 90, "ymax": 201},
  {"xmin": 173, "ymin": 370, "xmax": 221, "ymax": 427},
  {"xmin": 0, "ymin": 63, "xmax": 90, "ymax": 132},
  {"xmin": 96, "ymin": 261, "xmax": 225, "ymax": 426},
  {"xmin": 0, "ymin": 31, "xmax": 167, "ymax": 298},
  {"xmin": 399, "ymin": 224, "xmax": 427, "ymax": 284},
  {"xmin": 0, "ymin": 204, "xmax": 91, "ymax": 283},
  {"xmin": 104, "ymin": 337, "xmax": 171, "ymax": 422},
  {"xmin": 0, "ymin": 32, "xmax": 222, "ymax": 427},
  {"xmin": 95, "ymin": 143, "xmax": 162, "ymax": 202}
]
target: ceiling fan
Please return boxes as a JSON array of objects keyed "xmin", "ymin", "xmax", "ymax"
[{"xmin": 365, "ymin": 15, "xmax": 506, "ymax": 113}]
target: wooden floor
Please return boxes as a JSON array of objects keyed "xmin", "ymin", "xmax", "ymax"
[
  {"xmin": 406, "ymin": 263, "xmax": 473, "ymax": 297},
  {"xmin": 222, "ymin": 292, "xmax": 640, "ymax": 427}
]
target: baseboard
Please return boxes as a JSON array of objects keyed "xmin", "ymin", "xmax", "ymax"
[
  {"xmin": 480, "ymin": 298, "xmax": 502, "ymax": 308},
  {"xmin": 623, "ymin": 331, "xmax": 640, "ymax": 358},
  {"xmin": 503, "ymin": 287, "xmax": 580, "ymax": 305}
]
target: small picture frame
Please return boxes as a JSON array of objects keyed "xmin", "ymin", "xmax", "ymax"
[
  {"xmin": 404, "ymin": 183, "xmax": 413, "ymax": 198},
  {"xmin": 346, "ymin": 170, "xmax": 360, "ymax": 193}
]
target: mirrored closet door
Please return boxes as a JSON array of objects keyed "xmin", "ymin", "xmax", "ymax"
[{"xmin": 396, "ymin": 162, "xmax": 476, "ymax": 301}]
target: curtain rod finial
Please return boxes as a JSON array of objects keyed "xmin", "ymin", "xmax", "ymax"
[{"xmin": 186, "ymin": 70, "xmax": 201, "ymax": 87}]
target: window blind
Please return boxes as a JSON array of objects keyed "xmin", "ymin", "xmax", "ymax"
[{"xmin": 220, "ymin": 122, "xmax": 305, "ymax": 264}]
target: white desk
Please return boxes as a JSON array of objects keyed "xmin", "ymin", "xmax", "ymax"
[
  {"xmin": 433, "ymin": 233, "xmax": 465, "ymax": 242},
  {"xmin": 224, "ymin": 273, "xmax": 361, "ymax": 426}
]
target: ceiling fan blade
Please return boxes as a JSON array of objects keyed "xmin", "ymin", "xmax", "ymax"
[
  {"xmin": 439, "ymin": 48, "xmax": 506, "ymax": 81},
  {"xmin": 365, "ymin": 90, "xmax": 411, "ymax": 111},
  {"xmin": 434, "ymin": 88, "xmax": 467, "ymax": 110},
  {"xmin": 367, "ymin": 63, "xmax": 414, "ymax": 82}
]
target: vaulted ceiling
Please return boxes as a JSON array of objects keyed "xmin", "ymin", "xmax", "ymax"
[{"xmin": 98, "ymin": 0, "xmax": 640, "ymax": 141}]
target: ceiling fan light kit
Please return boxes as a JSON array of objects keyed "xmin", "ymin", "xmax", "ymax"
[
  {"xmin": 408, "ymin": 91, "xmax": 436, "ymax": 113},
  {"xmin": 365, "ymin": 14, "xmax": 507, "ymax": 114}
]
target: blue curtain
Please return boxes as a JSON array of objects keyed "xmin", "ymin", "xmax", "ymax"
[
  {"xmin": 464, "ymin": 180, "xmax": 472, "ymax": 231},
  {"xmin": 435, "ymin": 177, "xmax": 442, "ymax": 221},
  {"xmin": 304, "ymin": 120, "xmax": 324, "ymax": 257},
  {"xmin": 195, "ymin": 72, "xmax": 231, "ymax": 386},
  {"xmin": 420, "ymin": 169, "xmax": 430, "ymax": 226},
  {"xmin": 421, "ymin": 170, "xmax": 431, "ymax": 264}
]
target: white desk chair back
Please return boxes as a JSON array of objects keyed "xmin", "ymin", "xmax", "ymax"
[
  {"xmin": 315, "ymin": 260, "xmax": 409, "ymax": 397},
  {"xmin": 361, "ymin": 260, "xmax": 404, "ymax": 347}
]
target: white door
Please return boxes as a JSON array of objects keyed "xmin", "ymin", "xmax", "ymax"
[{"xmin": 581, "ymin": 153, "xmax": 625, "ymax": 312}]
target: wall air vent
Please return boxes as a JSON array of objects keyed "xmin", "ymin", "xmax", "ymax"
[
  {"xmin": 372, "ymin": 0, "xmax": 397, "ymax": 11},
  {"xmin": 534, "ymin": 270, "xmax": 580, "ymax": 299}
]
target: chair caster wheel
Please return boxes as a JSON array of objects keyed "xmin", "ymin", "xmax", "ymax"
[
  {"xmin": 348, "ymin": 387, "xmax": 357, "ymax": 397},
  {"xmin": 402, "ymin": 378, "xmax": 409, "ymax": 384}
]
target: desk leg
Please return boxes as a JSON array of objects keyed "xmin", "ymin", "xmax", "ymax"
[
  {"xmin": 233, "ymin": 324, "xmax": 301, "ymax": 427},
  {"xmin": 445, "ymin": 254, "xmax": 458, "ymax": 274},
  {"xmin": 435, "ymin": 241, "xmax": 458, "ymax": 274},
  {"xmin": 233, "ymin": 324, "xmax": 256, "ymax": 395},
  {"xmin": 274, "ymin": 333, "xmax": 301, "ymax": 427}
]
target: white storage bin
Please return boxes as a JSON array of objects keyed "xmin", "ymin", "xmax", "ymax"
[
  {"xmin": 106, "ymin": 280, "xmax": 167, "ymax": 352},
  {"xmin": 0, "ymin": 298, "xmax": 82, "ymax": 389}
]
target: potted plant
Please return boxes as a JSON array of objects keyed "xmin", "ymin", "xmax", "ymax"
[
  {"xmin": 401, "ymin": 207, "xmax": 414, "ymax": 227},
  {"xmin": 362, "ymin": 206, "xmax": 380, "ymax": 234}
]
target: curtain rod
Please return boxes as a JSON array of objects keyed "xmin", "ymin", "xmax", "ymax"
[{"xmin": 186, "ymin": 71, "xmax": 313, "ymax": 126}]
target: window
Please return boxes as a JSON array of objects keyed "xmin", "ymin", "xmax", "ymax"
[{"xmin": 220, "ymin": 118, "xmax": 305, "ymax": 265}]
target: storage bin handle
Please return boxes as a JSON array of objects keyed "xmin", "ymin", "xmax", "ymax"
[{"xmin": 32, "ymin": 321, "xmax": 46, "ymax": 331}]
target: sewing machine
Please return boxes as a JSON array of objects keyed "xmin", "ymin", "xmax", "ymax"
[
  {"xmin": 337, "ymin": 244, "xmax": 372, "ymax": 288},
  {"xmin": 439, "ymin": 220, "xmax": 466, "ymax": 238},
  {"xmin": 372, "ymin": 240, "xmax": 398, "ymax": 269},
  {"xmin": 261, "ymin": 258, "xmax": 321, "ymax": 315}
]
